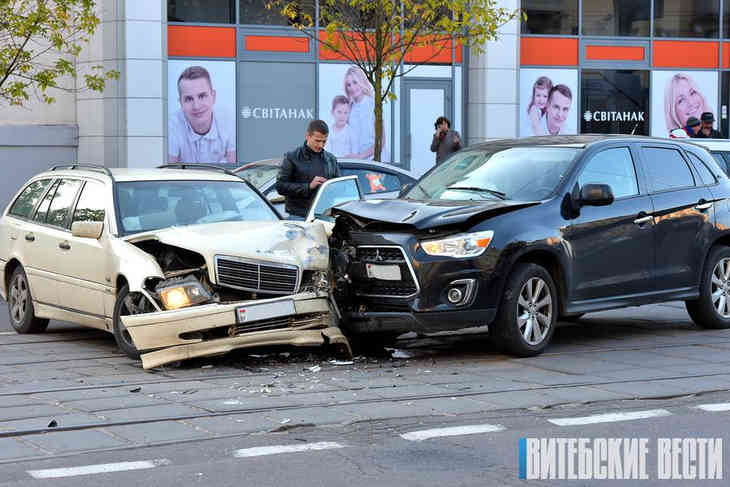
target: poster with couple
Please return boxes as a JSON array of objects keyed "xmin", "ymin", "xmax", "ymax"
[
  {"xmin": 519, "ymin": 69, "xmax": 578, "ymax": 137},
  {"xmin": 650, "ymin": 71, "xmax": 718, "ymax": 137},
  {"xmin": 318, "ymin": 64, "xmax": 391, "ymax": 161}
]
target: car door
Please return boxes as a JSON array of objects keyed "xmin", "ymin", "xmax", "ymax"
[
  {"xmin": 638, "ymin": 145, "xmax": 716, "ymax": 293},
  {"xmin": 567, "ymin": 145, "xmax": 655, "ymax": 301},
  {"xmin": 54, "ymin": 179, "xmax": 111, "ymax": 322},
  {"xmin": 305, "ymin": 176, "xmax": 361, "ymax": 226}
]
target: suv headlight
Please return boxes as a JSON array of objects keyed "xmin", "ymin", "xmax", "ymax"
[
  {"xmin": 156, "ymin": 276, "xmax": 212, "ymax": 310},
  {"xmin": 420, "ymin": 230, "xmax": 494, "ymax": 258}
]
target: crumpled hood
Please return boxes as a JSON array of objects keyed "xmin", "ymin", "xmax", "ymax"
[
  {"xmin": 332, "ymin": 198, "xmax": 539, "ymax": 230},
  {"xmin": 124, "ymin": 221, "xmax": 329, "ymax": 270}
]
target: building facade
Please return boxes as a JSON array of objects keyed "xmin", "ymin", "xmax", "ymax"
[{"xmin": 1, "ymin": 0, "xmax": 729, "ymax": 206}]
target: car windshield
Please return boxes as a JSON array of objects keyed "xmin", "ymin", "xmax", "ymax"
[
  {"xmin": 236, "ymin": 164, "xmax": 279, "ymax": 189},
  {"xmin": 405, "ymin": 146, "xmax": 580, "ymax": 201},
  {"xmin": 116, "ymin": 180, "xmax": 278, "ymax": 234}
]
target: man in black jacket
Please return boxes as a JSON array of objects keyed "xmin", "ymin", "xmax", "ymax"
[
  {"xmin": 695, "ymin": 112, "xmax": 723, "ymax": 139},
  {"xmin": 276, "ymin": 120, "xmax": 341, "ymax": 219}
]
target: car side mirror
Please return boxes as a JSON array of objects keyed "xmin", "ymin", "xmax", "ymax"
[
  {"xmin": 578, "ymin": 183, "xmax": 614, "ymax": 207},
  {"xmin": 71, "ymin": 221, "xmax": 104, "ymax": 239},
  {"xmin": 399, "ymin": 182, "xmax": 414, "ymax": 197},
  {"xmin": 306, "ymin": 175, "xmax": 362, "ymax": 223}
]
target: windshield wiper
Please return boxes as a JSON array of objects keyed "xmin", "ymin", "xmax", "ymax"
[{"xmin": 446, "ymin": 186, "xmax": 507, "ymax": 200}]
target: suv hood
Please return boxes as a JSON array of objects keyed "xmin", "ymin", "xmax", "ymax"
[
  {"xmin": 124, "ymin": 221, "xmax": 329, "ymax": 270},
  {"xmin": 331, "ymin": 198, "xmax": 539, "ymax": 230}
]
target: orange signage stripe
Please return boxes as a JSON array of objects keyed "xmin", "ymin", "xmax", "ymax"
[
  {"xmin": 653, "ymin": 41, "xmax": 718, "ymax": 68},
  {"xmin": 521, "ymin": 38, "xmax": 578, "ymax": 66},
  {"xmin": 168, "ymin": 26, "xmax": 236, "ymax": 58},
  {"xmin": 724, "ymin": 42, "xmax": 730, "ymax": 69},
  {"xmin": 586, "ymin": 45, "xmax": 644, "ymax": 61},
  {"xmin": 245, "ymin": 35, "xmax": 309, "ymax": 53},
  {"xmin": 319, "ymin": 31, "xmax": 461, "ymax": 64}
]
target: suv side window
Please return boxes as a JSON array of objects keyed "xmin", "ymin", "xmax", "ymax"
[
  {"xmin": 46, "ymin": 179, "xmax": 83, "ymax": 228},
  {"xmin": 578, "ymin": 147, "xmax": 638, "ymax": 199},
  {"xmin": 641, "ymin": 147, "xmax": 695, "ymax": 192},
  {"xmin": 8, "ymin": 179, "xmax": 52, "ymax": 219},
  {"xmin": 72, "ymin": 181, "xmax": 106, "ymax": 223},
  {"xmin": 685, "ymin": 152, "xmax": 717, "ymax": 185}
]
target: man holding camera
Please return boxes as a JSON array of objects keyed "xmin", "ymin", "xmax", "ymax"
[{"xmin": 430, "ymin": 116, "xmax": 462, "ymax": 165}]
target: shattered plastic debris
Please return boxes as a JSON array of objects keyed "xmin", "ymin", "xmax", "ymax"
[
  {"xmin": 201, "ymin": 364, "xmax": 213, "ymax": 369},
  {"xmin": 308, "ymin": 365, "xmax": 322, "ymax": 373},
  {"xmin": 129, "ymin": 386, "xmax": 141, "ymax": 393},
  {"xmin": 328, "ymin": 359, "xmax": 354, "ymax": 366},
  {"xmin": 47, "ymin": 418, "xmax": 58, "ymax": 428},
  {"xmin": 389, "ymin": 349, "xmax": 414, "ymax": 359},
  {"xmin": 280, "ymin": 418, "xmax": 291, "ymax": 424}
]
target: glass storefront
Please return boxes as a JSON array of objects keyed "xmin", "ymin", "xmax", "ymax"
[
  {"xmin": 167, "ymin": 0, "xmax": 235, "ymax": 23},
  {"xmin": 581, "ymin": 0, "xmax": 651, "ymax": 37},
  {"xmin": 521, "ymin": 0, "xmax": 578, "ymax": 35},
  {"xmin": 581, "ymin": 70, "xmax": 650, "ymax": 136},
  {"xmin": 654, "ymin": 0, "xmax": 720, "ymax": 38}
]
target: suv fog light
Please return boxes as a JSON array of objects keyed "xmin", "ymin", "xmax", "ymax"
[{"xmin": 447, "ymin": 287, "xmax": 464, "ymax": 304}]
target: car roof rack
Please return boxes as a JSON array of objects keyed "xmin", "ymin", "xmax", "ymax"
[
  {"xmin": 157, "ymin": 163, "xmax": 240, "ymax": 178},
  {"xmin": 50, "ymin": 164, "xmax": 114, "ymax": 180}
]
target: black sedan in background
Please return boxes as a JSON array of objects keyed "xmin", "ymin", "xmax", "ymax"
[
  {"xmin": 330, "ymin": 136, "xmax": 730, "ymax": 356},
  {"xmin": 235, "ymin": 158, "xmax": 417, "ymax": 217}
]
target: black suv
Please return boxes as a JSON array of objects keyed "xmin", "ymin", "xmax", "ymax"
[{"xmin": 330, "ymin": 136, "xmax": 730, "ymax": 356}]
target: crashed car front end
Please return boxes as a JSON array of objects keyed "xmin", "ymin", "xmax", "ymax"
[{"xmin": 114, "ymin": 221, "xmax": 349, "ymax": 369}]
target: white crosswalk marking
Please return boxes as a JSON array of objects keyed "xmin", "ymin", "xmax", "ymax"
[
  {"xmin": 548, "ymin": 409, "xmax": 672, "ymax": 426},
  {"xmin": 401, "ymin": 424, "xmax": 505, "ymax": 442},
  {"xmin": 28, "ymin": 459, "xmax": 171, "ymax": 479},
  {"xmin": 695, "ymin": 402, "xmax": 730, "ymax": 412},
  {"xmin": 233, "ymin": 441, "xmax": 345, "ymax": 458}
]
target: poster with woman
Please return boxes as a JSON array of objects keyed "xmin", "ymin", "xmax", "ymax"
[
  {"xmin": 318, "ymin": 64, "xmax": 390, "ymax": 161},
  {"xmin": 519, "ymin": 68, "xmax": 578, "ymax": 137},
  {"xmin": 650, "ymin": 71, "xmax": 718, "ymax": 137},
  {"xmin": 167, "ymin": 60, "xmax": 236, "ymax": 164}
]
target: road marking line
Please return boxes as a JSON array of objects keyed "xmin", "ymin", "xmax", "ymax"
[
  {"xmin": 401, "ymin": 424, "xmax": 506, "ymax": 442},
  {"xmin": 233, "ymin": 441, "xmax": 345, "ymax": 458},
  {"xmin": 696, "ymin": 402, "xmax": 730, "ymax": 412},
  {"xmin": 548, "ymin": 409, "xmax": 672, "ymax": 426},
  {"xmin": 28, "ymin": 459, "xmax": 171, "ymax": 479}
]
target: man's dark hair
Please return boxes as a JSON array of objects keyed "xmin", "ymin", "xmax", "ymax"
[
  {"xmin": 435, "ymin": 116, "xmax": 451, "ymax": 129},
  {"xmin": 548, "ymin": 84, "xmax": 572, "ymax": 102},
  {"xmin": 307, "ymin": 119, "xmax": 329, "ymax": 135}
]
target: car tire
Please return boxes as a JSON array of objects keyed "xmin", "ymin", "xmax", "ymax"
[
  {"xmin": 7, "ymin": 266, "xmax": 48, "ymax": 334},
  {"xmin": 493, "ymin": 263, "xmax": 557, "ymax": 357},
  {"xmin": 113, "ymin": 284, "xmax": 142, "ymax": 359},
  {"xmin": 685, "ymin": 246, "xmax": 730, "ymax": 329}
]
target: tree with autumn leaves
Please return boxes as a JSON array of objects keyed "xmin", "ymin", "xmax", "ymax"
[
  {"xmin": 270, "ymin": 0, "xmax": 517, "ymax": 161},
  {"xmin": 0, "ymin": 0, "xmax": 118, "ymax": 106}
]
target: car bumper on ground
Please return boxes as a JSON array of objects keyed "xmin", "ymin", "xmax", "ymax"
[
  {"xmin": 121, "ymin": 292, "xmax": 350, "ymax": 369},
  {"xmin": 343, "ymin": 308, "xmax": 497, "ymax": 335}
]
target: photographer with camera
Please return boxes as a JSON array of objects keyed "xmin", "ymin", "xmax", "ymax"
[{"xmin": 430, "ymin": 116, "xmax": 461, "ymax": 165}]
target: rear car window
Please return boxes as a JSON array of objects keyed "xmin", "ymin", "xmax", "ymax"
[
  {"xmin": 46, "ymin": 179, "xmax": 83, "ymax": 228},
  {"xmin": 8, "ymin": 179, "xmax": 52, "ymax": 219},
  {"xmin": 641, "ymin": 147, "xmax": 695, "ymax": 192},
  {"xmin": 686, "ymin": 152, "xmax": 717, "ymax": 185}
]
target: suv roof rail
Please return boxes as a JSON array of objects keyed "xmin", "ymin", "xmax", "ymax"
[
  {"xmin": 157, "ymin": 163, "xmax": 240, "ymax": 178},
  {"xmin": 50, "ymin": 164, "xmax": 114, "ymax": 180}
]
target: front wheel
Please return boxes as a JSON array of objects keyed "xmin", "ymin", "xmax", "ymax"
[
  {"xmin": 686, "ymin": 246, "xmax": 730, "ymax": 329},
  {"xmin": 493, "ymin": 263, "xmax": 557, "ymax": 357},
  {"xmin": 113, "ymin": 284, "xmax": 151, "ymax": 359}
]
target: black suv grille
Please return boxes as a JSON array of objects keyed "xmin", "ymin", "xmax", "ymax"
[
  {"xmin": 216, "ymin": 257, "xmax": 298, "ymax": 295},
  {"xmin": 352, "ymin": 246, "xmax": 418, "ymax": 298}
]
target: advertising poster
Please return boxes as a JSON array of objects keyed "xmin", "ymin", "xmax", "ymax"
[
  {"xmin": 318, "ymin": 64, "xmax": 391, "ymax": 161},
  {"xmin": 167, "ymin": 60, "xmax": 236, "ymax": 164},
  {"xmin": 519, "ymin": 68, "xmax": 578, "ymax": 137},
  {"xmin": 650, "ymin": 70, "xmax": 718, "ymax": 137},
  {"xmin": 238, "ymin": 62, "xmax": 315, "ymax": 163},
  {"xmin": 581, "ymin": 70, "xmax": 650, "ymax": 136}
]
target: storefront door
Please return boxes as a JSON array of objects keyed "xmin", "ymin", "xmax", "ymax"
[{"xmin": 401, "ymin": 78, "xmax": 452, "ymax": 176}]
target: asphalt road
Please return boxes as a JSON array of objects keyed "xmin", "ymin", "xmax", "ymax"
[{"xmin": 1, "ymin": 300, "xmax": 729, "ymax": 486}]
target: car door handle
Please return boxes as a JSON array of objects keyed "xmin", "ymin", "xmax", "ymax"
[
  {"xmin": 58, "ymin": 241, "xmax": 70, "ymax": 250},
  {"xmin": 633, "ymin": 215, "xmax": 653, "ymax": 225},
  {"xmin": 695, "ymin": 201, "xmax": 713, "ymax": 211},
  {"xmin": 24, "ymin": 234, "xmax": 35, "ymax": 242}
]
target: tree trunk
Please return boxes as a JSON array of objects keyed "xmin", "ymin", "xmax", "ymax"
[{"xmin": 373, "ymin": 75, "xmax": 383, "ymax": 162}]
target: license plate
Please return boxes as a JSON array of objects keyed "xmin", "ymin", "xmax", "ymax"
[
  {"xmin": 236, "ymin": 299, "xmax": 295, "ymax": 323},
  {"xmin": 366, "ymin": 263, "xmax": 402, "ymax": 281}
]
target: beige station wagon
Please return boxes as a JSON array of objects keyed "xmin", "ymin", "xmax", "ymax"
[{"xmin": 0, "ymin": 164, "xmax": 361, "ymax": 369}]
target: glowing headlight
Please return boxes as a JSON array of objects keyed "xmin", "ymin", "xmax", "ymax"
[
  {"xmin": 420, "ymin": 230, "xmax": 494, "ymax": 258},
  {"xmin": 156, "ymin": 277, "xmax": 211, "ymax": 310}
]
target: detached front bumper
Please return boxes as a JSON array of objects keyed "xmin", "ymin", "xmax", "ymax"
[{"xmin": 121, "ymin": 292, "xmax": 349, "ymax": 369}]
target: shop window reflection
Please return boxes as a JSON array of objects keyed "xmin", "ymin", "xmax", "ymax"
[
  {"xmin": 521, "ymin": 0, "xmax": 578, "ymax": 35},
  {"xmin": 168, "ymin": 0, "xmax": 235, "ymax": 24},
  {"xmin": 654, "ymin": 0, "xmax": 719, "ymax": 38},
  {"xmin": 582, "ymin": 0, "xmax": 650, "ymax": 37}
]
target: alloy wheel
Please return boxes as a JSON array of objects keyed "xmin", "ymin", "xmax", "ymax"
[
  {"xmin": 711, "ymin": 257, "xmax": 730, "ymax": 318},
  {"xmin": 517, "ymin": 277, "xmax": 552, "ymax": 345},
  {"xmin": 9, "ymin": 273, "xmax": 29, "ymax": 325}
]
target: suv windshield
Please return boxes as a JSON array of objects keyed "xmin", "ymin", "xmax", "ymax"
[
  {"xmin": 406, "ymin": 146, "xmax": 580, "ymax": 201},
  {"xmin": 117, "ymin": 180, "xmax": 277, "ymax": 234},
  {"xmin": 236, "ymin": 164, "xmax": 279, "ymax": 189}
]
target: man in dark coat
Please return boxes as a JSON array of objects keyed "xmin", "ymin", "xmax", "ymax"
[
  {"xmin": 695, "ymin": 112, "xmax": 723, "ymax": 139},
  {"xmin": 276, "ymin": 120, "xmax": 341, "ymax": 219},
  {"xmin": 430, "ymin": 116, "xmax": 462, "ymax": 165}
]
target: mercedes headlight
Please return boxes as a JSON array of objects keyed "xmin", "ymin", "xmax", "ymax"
[
  {"xmin": 156, "ymin": 276, "xmax": 212, "ymax": 310},
  {"xmin": 420, "ymin": 230, "xmax": 494, "ymax": 258}
]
